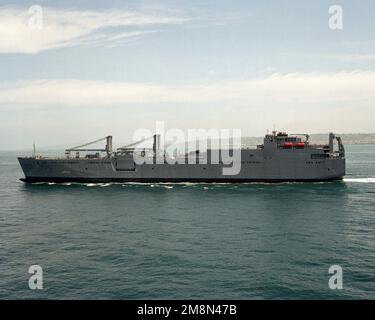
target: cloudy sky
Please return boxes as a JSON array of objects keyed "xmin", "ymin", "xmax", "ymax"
[{"xmin": 0, "ymin": 0, "xmax": 374, "ymax": 149}]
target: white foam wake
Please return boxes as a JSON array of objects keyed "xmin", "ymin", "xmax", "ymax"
[{"xmin": 344, "ymin": 178, "xmax": 375, "ymax": 183}]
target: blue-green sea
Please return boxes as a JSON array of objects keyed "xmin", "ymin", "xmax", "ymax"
[{"xmin": 0, "ymin": 145, "xmax": 374, "ymax": 299}]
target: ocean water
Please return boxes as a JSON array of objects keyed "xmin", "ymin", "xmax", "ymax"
[{"xmin": 0, "ymin": 145, "xmax": 374, "ymax": 300}]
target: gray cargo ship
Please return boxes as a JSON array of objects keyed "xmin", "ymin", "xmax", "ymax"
[{"xmin": 18, "ymin": 132, "xmax": 345, "ymax": 183}]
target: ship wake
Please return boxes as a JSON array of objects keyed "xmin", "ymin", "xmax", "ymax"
[{"xmin": 343, "ymin": 177, "xmax": 375, "ymax": 183}]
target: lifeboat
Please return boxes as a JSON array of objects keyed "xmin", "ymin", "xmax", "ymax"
[
  {"xmin": 282, "ymin": 142, "xmax": 293, "ymax": 148},
  {"xmin": 294, "ymin": 142, "xmax": 305, "ymax": 148},
  {"xmin": 282, "ymin": 142, "xmax": 305, "ymax": 148}
]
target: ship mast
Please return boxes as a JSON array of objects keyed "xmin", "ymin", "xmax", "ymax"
[{"xmin": 32, "ymin": 143, "xmax": 36, "ymax": 158}]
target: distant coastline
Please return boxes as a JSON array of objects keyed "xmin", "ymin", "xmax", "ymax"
[
  {"xmin": 1, "ymin": 133, "xmax": 375, "ymax": 152},
  {"xmin": 242, "ymin": 133, "xmax": 375, "ymax": 147}
]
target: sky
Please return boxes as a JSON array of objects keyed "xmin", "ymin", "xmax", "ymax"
[{"xmin": 0, "ymin": 0, "xmax": 374, "ymax": 150}]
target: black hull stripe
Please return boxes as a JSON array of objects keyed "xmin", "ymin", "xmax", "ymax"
[{"xmin": 20, "ymin": 177, "xmax": 344, "ymax": 184}]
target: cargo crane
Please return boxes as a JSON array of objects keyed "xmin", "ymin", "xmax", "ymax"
[
  {"xmin": 65, "ymin": 136, "xmax": 112, "ymax": 158},
  {"xmin": 117, "ymin": 134, "xmax": 161, "ymax": 155}
]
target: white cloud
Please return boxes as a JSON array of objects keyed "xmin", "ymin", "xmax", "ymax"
[
  {"xmin": 0, "ymin": 6, "xmax": 189, "ymax": 54},
  {"xmin": 333, "ymin": 54, "xmax": 375, "ymax": 62},
  {"xmin": 1, "ymin": 71, "xmax": 374, "ymax": 108},
  {"xmin": 1, "ymin": 71, "xmax": 375, "ymax": 149}
]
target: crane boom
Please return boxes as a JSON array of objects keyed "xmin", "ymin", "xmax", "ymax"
[
  {"xmin": 66, "ymin": 136, "xmax": 112, "ymax": 153},
  {"xmin": 118, "ymin": 136, "xmax": 154, "ymax": 150}
]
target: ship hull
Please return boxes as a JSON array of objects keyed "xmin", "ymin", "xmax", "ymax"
[
  {"xmin": 18, "ymin": 148, "xmax": 346, "ymax": 183},
  {"xmin": 20, "ymin": 177, "xmax": 343, "ymax": 183}
]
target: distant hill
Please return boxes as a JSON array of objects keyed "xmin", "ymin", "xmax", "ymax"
[
  {"xmin": 242, "ymin": 133, "xmax": 375, "ymax": 147},
  {"xmin": 309, "ymin": 133, "xmax": 375, "ymax": 145}
]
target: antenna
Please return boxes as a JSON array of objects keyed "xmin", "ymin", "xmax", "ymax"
[{"xmin": 272, "ymin": 124, "xmax": 277, "ymax": 136}]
